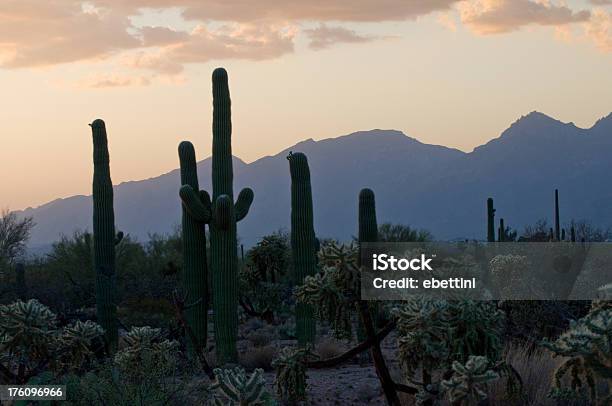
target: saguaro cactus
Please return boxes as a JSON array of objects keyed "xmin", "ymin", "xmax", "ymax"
[
  {"xmin": 288, "ymin": 152, "xmax": 316, "ymax": 346},
  {"xmin": 498, "ymin": 218, "xmax": 505, "ymax": 242},
  {"xmin": 178, "ymin": 141, "xmax": 209, "ymax": 351},
  {"xmin": 357, "ymin": 189, "xmax": 378, "ymax": 356},
  {"xmin": 180, "ymin": 68, "xmax": 254, "ymax": 364},
  {"xmin": 487, "ymin": 198, "xmax": 495, "ymax": 242},
  {"xmin": 90, "ymin": 119, "xmax": 119, "ymax": 352},
  {"xmin": 554, "ymin": 189, "xmax": 560, "ymax": 241}
]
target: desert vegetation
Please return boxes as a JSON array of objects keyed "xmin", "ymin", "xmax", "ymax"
[{"xmin": 0, "ymin": 68, "xmax": 610, "ymax": 405}]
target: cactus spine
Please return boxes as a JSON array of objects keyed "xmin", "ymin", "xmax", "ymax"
[
  {"xmin": 180, "ymin": 68, "xmax": 253, "ymax": 364},
  {"xmin": 90, "ymin": 119, "xmax": 118, "ymax": 352},
  {"xmin": 487, "ymin": 198, "xmax": 495, "ymax": 242},
  {"xmin": 288, "ymin": 152, "xmax": 316, "ymax": 346},
  {"xmin": 554, "ymin": 189, "xmax": 560, "ymax": 241},
  {"xmin": 178, "ymin": 141, "xmax": 209, "ymax": 351}
]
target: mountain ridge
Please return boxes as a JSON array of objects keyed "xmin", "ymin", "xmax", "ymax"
[{"xmin": 16, "ymin": 111, "xmax": 612, "ymax": 250}]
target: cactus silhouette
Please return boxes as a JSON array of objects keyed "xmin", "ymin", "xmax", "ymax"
[
  {"xmin": 288, "ymin": 152, "xmax": 316, "ymax": 345},
  {"xmin": 89, "ymin": 119, "xmax": 119, "ymax": 352},
  {"xmin": 180, "ymin": 68, "xmax": 254, "ymax": 364},
  {"xmin": 357, "ymin": 188, "xmax": 378, "ymax": 357},
  {"xmin": 487, "ymin": 198, "xmax": 495, "ymax": 242},
  {"xmin": 554, "ymin": 189, "xmax": 560, "ymax": 241},
  {"xmin": 178, "ymin": 141, "xmax": 209, "ymax": 352}
]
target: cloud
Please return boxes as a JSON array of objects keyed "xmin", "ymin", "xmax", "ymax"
[
  {"xmin": 460, "ymin": 0, "xmax": 591, "ymax": 35},
  {"xmin": 585, "ymin": 8, "xmax": 612, "ymax": 52},
  {"xmin": 175, "ymin": 0, "xmax": 460, "ymax": 22},
  {"xmin": 589, "ymin": 0, "xmax": 612, "ymax": 6},
  {"xmin": 0, "ymin": 1, "xmax": 139, "ymax": 68},
  {"xmin": 304, "ymin": 24, "xmax": 378, "ymax": 50},
  {"xmin": 437, "ymin": 11, "xmax": 458, "ymax": 31},
  {"xmin": 80, "ymin": 73, "xmax": 151, "ymax": 88},
  {"xmin": 0, "ymin": 0, "xmax": 459, "ymax": 75}
]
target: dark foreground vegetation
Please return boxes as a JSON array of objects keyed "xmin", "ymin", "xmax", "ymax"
[{"xmin": 0, "ymin": 68, "xmax": 610, "ymax": 405}]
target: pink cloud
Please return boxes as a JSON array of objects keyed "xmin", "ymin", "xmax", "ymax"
[
  {"xmin": 460, "ymin": 0, "xmax": 590, "ymax": 35},
  {"xmin": 304, "ymin": 24, "xmax": 379, "ymax": 50},
  {"xmin": 585, "ymin": 8, "xmax": 612, "ymax": 52}
]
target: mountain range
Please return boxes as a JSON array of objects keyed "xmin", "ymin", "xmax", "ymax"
[{"xmin": 17, "ymin": 111, "xmax": 612, "ymax": 251}]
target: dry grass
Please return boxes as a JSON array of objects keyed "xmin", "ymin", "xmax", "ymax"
[{"xmin": 488, "ymin": 343, "xmax": 562, "ymax": 405}]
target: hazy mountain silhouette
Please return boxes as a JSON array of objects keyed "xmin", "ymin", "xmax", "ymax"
[{"xmin": 17, "ymin": 111, "xmax": 612, "ymax": 251}]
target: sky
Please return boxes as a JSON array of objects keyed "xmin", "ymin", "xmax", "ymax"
[{"xmin": 0, "ymin": 0, "xmax": 611, "ymax": 210}]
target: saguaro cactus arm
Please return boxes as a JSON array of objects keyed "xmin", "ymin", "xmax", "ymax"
[
  {"xmin": 214, "ymin": 195, "xmax": 233, "ymax": 230},
  {"xmin": 180, "ymin": 185, "xmax": 212, "ymax": 222},
  {"xmin": 235, "ymin": 188, "xmax": 254, "ymax": 222}
]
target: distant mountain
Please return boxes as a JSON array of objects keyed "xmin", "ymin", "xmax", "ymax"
[{"xmin": 17, "ymin": 111, "xmax": 612, "ymax": 251}]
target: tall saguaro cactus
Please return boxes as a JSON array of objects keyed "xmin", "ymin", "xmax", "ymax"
[
  {"xmin": 90, "ymin": 119, "xmax": 118, "ymax": 352},
  {"xmin": 357, "ymin": 189, "xmax": 378, "ymax": 354},
  {"xmin": 554, "ymin": 189, "xmax": 560, "ymax": 241},
  {"xmin": 288, "ymin": 152, "xmax": 316, "ymax": 346},
  {"xmin": 487, "ymin": 198, "xmax": 495, "ymax": 242},
  {"xmin": 180, "ymin": 68, "xmax": 254, "ymax": 364},
  {"xmin": 178, "ymin": 141, "xmax": 209, "ymax": 351}
]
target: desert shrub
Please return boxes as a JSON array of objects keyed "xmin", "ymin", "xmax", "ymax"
[
  {"xmin": 210, "ymin": 367, "xmax": 274, "ymax": 405},
  {"xmin": 246, "ymin": 326, "xmax": 276, "ymax": 347},
  {"xmin": 489, "ymin": 254, "xmax": 533, "ymax": 298},
  {"xmin": 240, "ymin": 345, "xmax": 277, "ymax": 371},
  {"xmin": 118, "ymin": 297, "xmax": 175, "ymax": 328},
  {"xmin": 502, "ymin": 300, "xmax": 591, "ymax": 346}
]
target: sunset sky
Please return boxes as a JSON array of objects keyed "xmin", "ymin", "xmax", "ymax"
[{"xmin": 1, "ymin": 0, "xmax": 611, "ymax": 210}]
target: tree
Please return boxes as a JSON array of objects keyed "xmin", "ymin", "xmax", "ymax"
[
  {"xmin": 378, "ymin": 223, "xmax": 432, "ymax": 243},
  {"xmin": 0, "ymin": 210, "xmax": 34, "ymax": 266},
  {"xmin": 246, "ymin": 232, "xmax": 290, "ymax": 283}
]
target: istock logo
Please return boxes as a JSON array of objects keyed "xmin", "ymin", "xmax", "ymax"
[{"xmin": 372, "ymin": 254, "xmax": 434, "ymax": 271}]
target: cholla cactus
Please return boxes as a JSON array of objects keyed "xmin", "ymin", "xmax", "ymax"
[
  {"xmin": 489, "ymin": 254, "xmax": 533, "ymax": 299},
  {"xmin": 295, "ymin": 267, "xmax": 352, "ymax": 339},
  {"xmin": 57, "ymin": 320, "xmax": 104, "ymax": 371},
  {"xmin": 0, "ymin": 299, "xmax": 104, "ymax": 382},
  {"xmin": 0, "ymin": 299, "xmax": 57, "ymax": 359},
  {"xmin": 542, "ymin": 301, "xmax": 611, "ymax": 402},
  {"xmin": 114, "ymin": 326, "xmax": 179, "ymax": 375},
  {"xmin": 294, "ymin": 242, "xmax": 359, "ymax": 339},
  {"xmin": 210, "ymin": 367, "xmax": 270, "ymax": 405},
  {"xmin": 440, "ymin": 356, "xmax": 499, "ymax": 405},
  {"xmin": 271, "ymin": 346, "xmax": 317, "ymax": 403},
  {"xmin": 393, "ymin": 297, "xmax": 504, "ymax": 400}
]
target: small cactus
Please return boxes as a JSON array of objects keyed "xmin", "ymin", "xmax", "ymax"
[
  {"xmin": 210, "ymin": 367, "xmax": 271, "ymax": 405},
  {"xmin": 542, "ymin": 300, "xmax": 611, "ymax": 402},
  {"xmin": 272, "ymin": 346, "xmax": 318, "ymax": 403},
  {"xmin": 487, "ymin": 198, "xmax": 495, "ymax": 242},
  {"xmin": 441, "ymin": 356, "xmax": 499, "ymax": 404}
]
